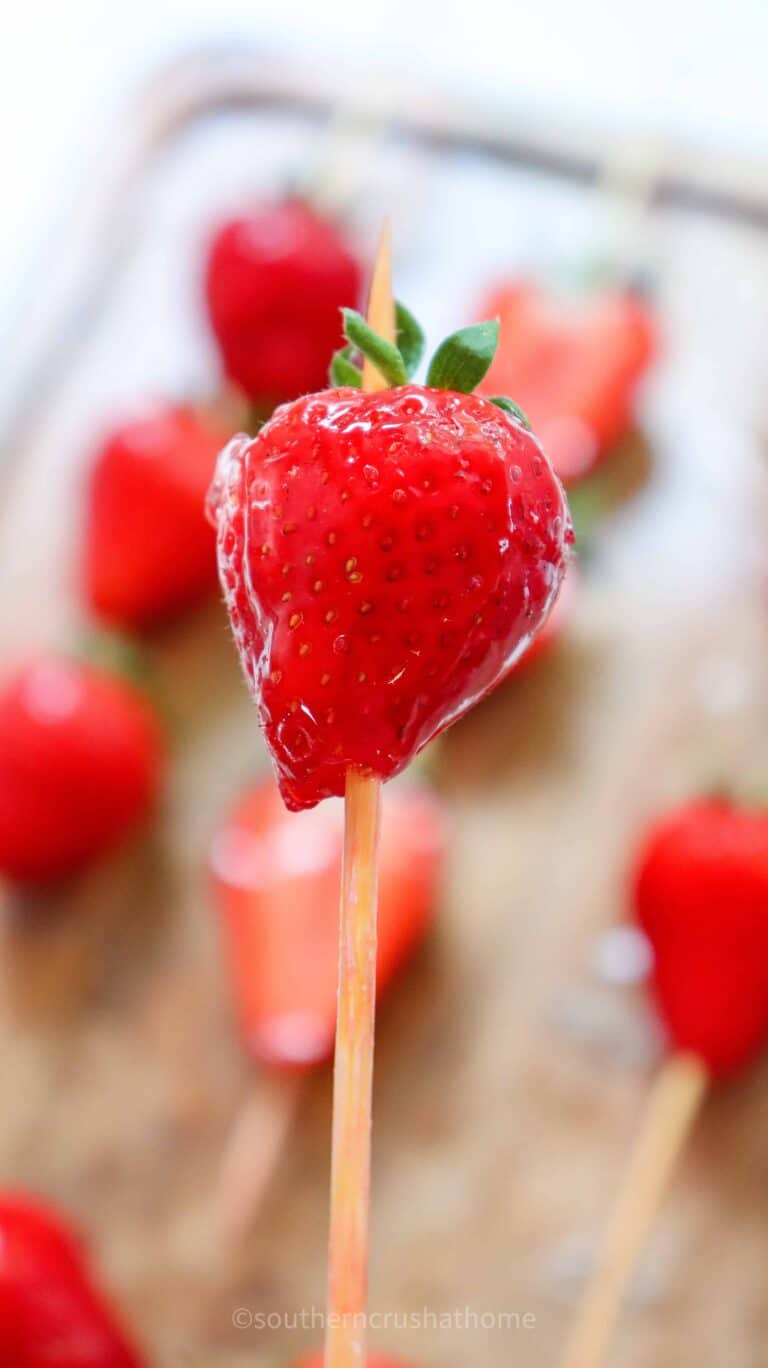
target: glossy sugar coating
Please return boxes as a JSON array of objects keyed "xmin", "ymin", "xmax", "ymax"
[{"xmin": 209, "ymin": 384, "xmax": 571, "ymax": 809}]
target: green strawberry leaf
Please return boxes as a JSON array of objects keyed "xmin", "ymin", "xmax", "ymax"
[
  {"xmin": 341, "ymin": 308, "xmax": 408, "ymax": 387},
  {"xmin": 395, "ymin": 301, "xmax": 425, "ymax": 378},
  {"xmin": 487, "ymin": 395, "xmax": 531, "ymax": 429},
  {"xmin": 330, "ymin": 345, "xmax": 363, "ymax": 388},
  {"xmin": 426, "ymin": 319, "xmax": 499, "ymax": 393}
]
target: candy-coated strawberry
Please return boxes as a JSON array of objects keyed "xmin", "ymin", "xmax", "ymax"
[
  {"xmin": 477, "ymin": 281, "xmax": 656, "ymax": 484},
  {"xmin": 84, "ymin": 405, "xmax": 230, "ymax": 630},
  {"xmin": 209, "ymin": 305, "xmax": 571, "ymax": 810},
  {"xmin": 210, "ymin": 778, "xmax": 446, "ymax": 1067},
  {"xmin": 506, "ymin": 561, "xmax": 576, "ymax": 678},
  {"xmin": 0, "ymin": 1194, "xmax": 145, "ymax": 1366},
  {"xmin": 0, "ymin": 656, "xmax": 162, "ymax": 885},
  {"xmin": 204, "ymin": 199, "xmax": 362, "ymax": 406},
  {"xmin": 633, "ymin": 797, "xmax": 768, "ymax": 1078}
]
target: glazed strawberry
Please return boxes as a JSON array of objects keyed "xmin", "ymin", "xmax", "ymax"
[
  {"xmin": 0, "ymin": 1194, "xmax": 145, "ymax": 1366},
  {"xmin": 477, "ymin": 281, "xmax": 656, "ymax": 484},
  {"xmin": 204, "ymin": 199, "xmax": 362, "ymax": 406},
  {"xmin": 210, "ymin": 777, "xmax": 446, "ymax": 1067},
  {"xmin": 208, "ymin": 309, "xmax": 571, "ymax": 809},
  {"xmin": 83, "ymin": 405, "xmax": 230, "ymax": 630},
  {"xmin": 633, "ymin": 797, "xmax": 768, "ymax": 1078},
  {"xmin": 506, "ymin": 561, "xmax": 576, "ymax": 678},
  {"xmin": 0, "ymin": 656, "xmax": 162, "ymax": 885}
]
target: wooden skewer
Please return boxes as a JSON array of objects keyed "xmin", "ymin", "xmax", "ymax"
[
  {"xmin": 324, "ymin": 225, "xmax": 392, "ymax": 1368},
  {"xmin": 207, "ymin": 226, "xmax": 394, "ymax": 1275},
  {"xmin": 211, "ymin": 1072, "xmax": 305, "ymax": 1249},
  {"xmin": 559, "ymin": 1051, "xmax": 708, "ymax": 1368},
  {"xmin": 360, "ymin": 221, "xmax": 395, "ymax": 392}
]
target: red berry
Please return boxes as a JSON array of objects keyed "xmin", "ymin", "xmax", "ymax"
[
  {"xmin": 210, "ymin": 778, "xmax": 446, "ymax": 1068},
  {"xmin": 209, "ymin": 385, "xmax": 570, "ymax": 810},
  {"xmin": 477, "ymin": 281, "xmax": 656, "ymax": 484},
  {"xmin": 84, "ymin": 406, "xmax": 229, "ymax": 630},
  {"xmin": 0, "ymin": 656, "xmax": 162, "ymax": 885},
  {"xmin": 633, "ymin": 797, "xmax": 768, "ymax": 1078},
  {"xmin": 204, "ymin": 200, "xmax": 362, "ymax": 405},
  {"xmin": 0, "ymin": 1194, "xmax": 145, "ymax": 1366},
  {"xmin": 505, "ymin": 561, "xmax": 576, "ymax": 678}
]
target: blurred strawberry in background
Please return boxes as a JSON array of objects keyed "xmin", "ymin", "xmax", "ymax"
[
  {"xmin": 0, "ymin": 655, "xmax": 162, "ymax": 885},
  {"xmin": 83, "ymin": 405, "xmax": 231, "ymax": 631},
  {"xmin": 478, "ymin": 280, "xmax": 656, "ymax": 484},
  {"xmin": 209, "ymin": 778, "xmax": 447, "ymax": 1068},
  {"xmin": 204, "ymin": 198, "xmax": 363, "ymax": 408},
  {"xmin": 634, "ymin": 796, "xmax": 768, "ymax": 1078},
  {"xmin": 0, "ymin": 1194, "xmax": 145, "ymax": 1366}
]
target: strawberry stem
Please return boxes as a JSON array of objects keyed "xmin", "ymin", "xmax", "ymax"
[
  {"xmin": 394, "ymin": 301, "xmax": 424, "ymax": 377},
  {"xmin": 330, "ymin": 346, "xmax": 364, "ymax": 388},
  {"xmin": 342, "ymin": 309, "xmax": 407, "ymax": 386}
]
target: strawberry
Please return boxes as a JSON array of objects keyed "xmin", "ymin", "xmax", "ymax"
[
  {"xmin": 477, "ymin": 280, "xmax": 656, "ymax": 484},
  {"xmin": 208, "ymin": 307, "xmax": 571, "ymax": 810},
  {"xmin": 83, "ymin": 405, "xmax": 231, "ymax": 630},
  {"xmin": 633, "ymin": 797, "xmax": 768, "ymax": 1079},
  {"xmin": 0, "ymin": 655, "xmax": 162, "ymax": 885},
  {"xmin": 204, "ymin": 199, "xmax": 362, "ymax": 407},
  {"xmin": 506, "ymin": 560, "xmax": 576, "ymax": 678},
  {"xmin": 0, "ymin": 1194, "xmax": 145, "ymax": 1366},
  {"xmin": 210, "ymin": 777, "xmax": 446, "ymax": 1068}
]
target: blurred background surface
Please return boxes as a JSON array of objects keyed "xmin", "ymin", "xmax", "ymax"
[{"xmin": 4, "ymin": 0, "xmax": 768, "ymax": 326}]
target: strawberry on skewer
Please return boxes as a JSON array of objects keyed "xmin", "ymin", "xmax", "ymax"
[
  {"xmin": 207, "ymin": 225, "xmax": 571, "ymax": 1368},
  {"xmin": 0, "ymin": 654, "xmax": 163, "ymax": 886},
  {"xmin": 209, "ymin": 777, "xmax": 446, "ymax": 1244},
  {"xmin": 0, "ymin": 1194, "xmax": 146, "ymax": 1366},
  {"xmin": 560, "ymin": 794, "xmax": 768, "ymax": 1368},
  {"xmin": 83, "ymin": 405, "xmax": 232, "ymax": 632},
  {"xmin": 477, "ymin": 280, "xmax": 656, "ymax": 486}
]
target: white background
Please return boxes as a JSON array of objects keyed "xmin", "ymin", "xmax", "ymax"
[{"xmin": 2, "ymin": 1, "xmax": 767, "ymax": 302}]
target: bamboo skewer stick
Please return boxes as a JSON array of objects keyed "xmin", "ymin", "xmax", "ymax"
[
  {"xmin": 324, "ymin": 224, "xmax": 393, "ymax": 1368},
  {"xmin": 360, "ymin": 221, "xmax": 395, "ymax": 392},
  {"xmin": 211, "ymin": 1072, "xmax": 305, "ymax": 1249},
  {"xmin": 559, "ymin": 1051, "xmax": 708, "ymax": 1368},
  {"xmin": 325, "ymin": 769, "xmax": 382, "ymax": 1368}
]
